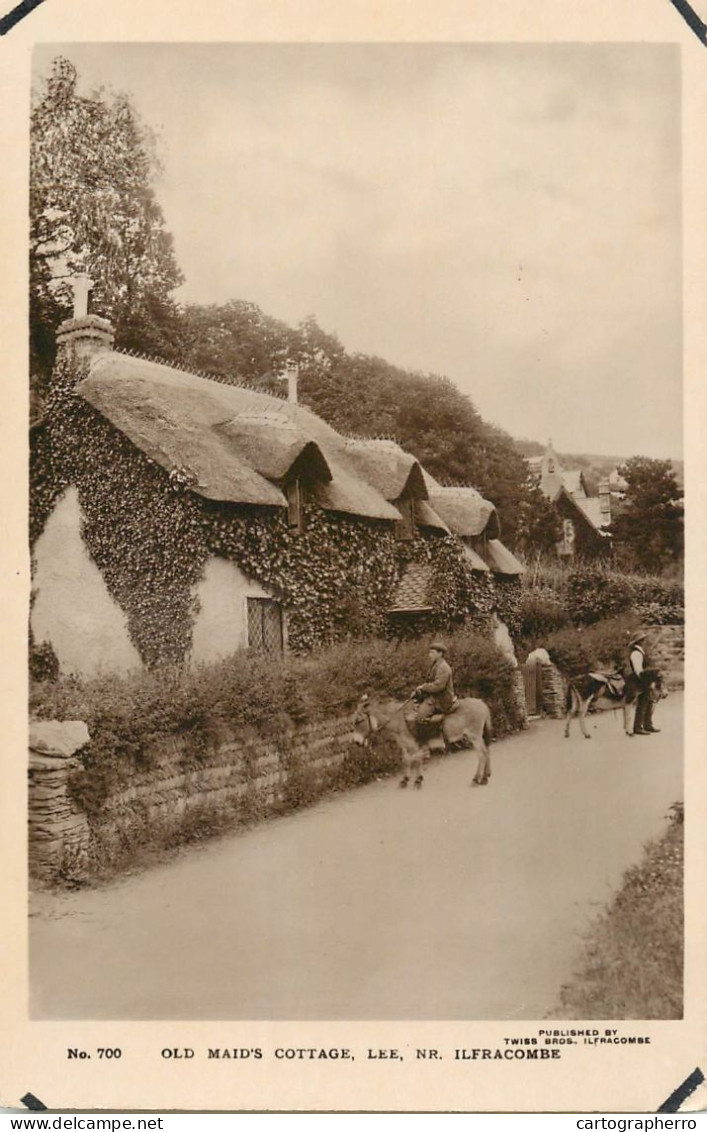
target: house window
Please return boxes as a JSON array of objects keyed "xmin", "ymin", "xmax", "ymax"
[
  {"xmin": 561, "ymin": 518, "xmax": 575, "ymax": 555},
  {"xmin": 287, "ymin": 479, "xmax": 304, "ymax": 533},
  {"xmin": 247, "ymin": 598, "xmax": 284, "ymax": 654},
  {"xmin": 395, "ymin": 497, "xmax": 415, "ymax": 541}
]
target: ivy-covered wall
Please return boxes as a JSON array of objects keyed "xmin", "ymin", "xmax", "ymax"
[{"xmin": 30, "ymin": 348, "xmax": 522, "ymax": 671}]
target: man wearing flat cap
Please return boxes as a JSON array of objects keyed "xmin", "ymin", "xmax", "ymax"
[{"xmin": 414, "ymin": 639, "xmax": 456, "ymax": 726}]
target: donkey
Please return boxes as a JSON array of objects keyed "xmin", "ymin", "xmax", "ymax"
[
  {"xmin": 564, "ymin": 668, "xmax": 665, "ymax": 739},
  {"xmin": 352, "ymin": 693, "xmax": 493, "ymax": 789}
]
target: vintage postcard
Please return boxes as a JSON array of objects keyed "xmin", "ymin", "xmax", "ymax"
[{"xmin": 1, "ymin": 0, "xmax": 706, "ymax": 1115}]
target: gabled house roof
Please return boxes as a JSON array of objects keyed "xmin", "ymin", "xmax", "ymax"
[
  {"xmin": 556, "ymin": 486, "xmax": 611, "ymax": 539},
  {"xmin": 561, "ymin": 468, "xmax": 586, "ymax": 497}
]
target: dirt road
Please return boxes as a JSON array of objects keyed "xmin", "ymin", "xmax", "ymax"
[{"xmin": 30, "ymin": 695, "xmax": 682, "ymax": 1019}]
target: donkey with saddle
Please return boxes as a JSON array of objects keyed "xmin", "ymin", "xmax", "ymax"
[
  {"xmin": 352, "ymin": 691, "xmax": 493, "ymax": 788},
  {"xmin": 564, "ymin": 667, "xmax": 666, "ymax": 739}
]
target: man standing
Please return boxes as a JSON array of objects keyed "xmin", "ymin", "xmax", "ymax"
[{"xmin": 627, "ymin": 632, "xmax": 660, "ymax": 735}]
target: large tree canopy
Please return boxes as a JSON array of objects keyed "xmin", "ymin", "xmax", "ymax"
[
  {"xmin": 28, "ymin": 57, "xmax": 547, "ymax": 547},
  {"xmin": 611, "ymin": 457, "xmax": 684, "ymax": 572},
  {"xmin": 30, "ymin": 56, "xmax": 183, "ymax": 409}
]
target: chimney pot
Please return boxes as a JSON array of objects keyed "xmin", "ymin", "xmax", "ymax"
[
  {"xmin": 69, "ymin": 273, "xmax": 94, "ymax": 319},
  {"xmin": 286, "ymin": 362, "xmax": 299, "ymax": 404}
]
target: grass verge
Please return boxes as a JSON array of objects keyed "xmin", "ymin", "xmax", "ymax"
[{"xmin": 554, "ymin": 806, "xmax": 683, "ymax": 1019}]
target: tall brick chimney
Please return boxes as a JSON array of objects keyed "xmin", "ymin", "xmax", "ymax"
[{"xmin": 55, "ymin": 274, "xmax": 114, "ymax": 365}]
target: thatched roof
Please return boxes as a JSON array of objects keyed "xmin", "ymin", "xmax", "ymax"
[
  {"xmin": 78, "ymin": 353, "xmax": 400, "ymax": 520},
  {"xmin": 414, "ymin": 500, "xmax": 451, "ymax": 533},
  {"xmin": 424, "ymin": 484, "xmax": 500, "ymax": 539},
  {"xmin": 482, "ymin": 539, "xmax": 524, "ymax": 576},
  {"xmin": 214, "ymin": 413, "xmax": 332, "ymax": 483},
  {"xmin": 344, "ymin": 438, "xmax": 428, "ymax": 502},
  {"xmin": 78, "ymin": 355, "xmax": 286, "ymax": 507},
  {"xmin": 462, "ymin": 543, "xmax": 490, "ymax": 572},
  {"xmin": 77, "ymin": 352, "xmax": 515, "ymax": 539}
]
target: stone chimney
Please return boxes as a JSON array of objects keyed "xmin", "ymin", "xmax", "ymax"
[
  {"xmin": 56, "ymin": 274, "xmax": 114, "ymax": 365},
  {"xmin": 598, "ymin": 479, "xmax": 611, "ymax": 524},
  {"xmin": 286, "ymin": 361, "xmax": 299, "ymax": 405}
]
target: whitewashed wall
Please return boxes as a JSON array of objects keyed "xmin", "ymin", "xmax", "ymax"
[
  {"xmin": 31, "ymin": 487, "xmax": 142, "ymax": 678},
  {"xmin": 190, "ymin": 556, "xmax": 281, "ymax": 666}
]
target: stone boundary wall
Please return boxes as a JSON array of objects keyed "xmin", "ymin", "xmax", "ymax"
[
  {"xmin": 28, "ymin": 713, "xmax": 369, "ymax": 885},
  {"xmin": 540, "ymin": 663, "xmax": 567, "ymax": 719},
  {"xmin": 29, "ymin": 721, "xmax": 92, "ymax": 883},
  {"xmin": 511, "ymin": 667, "xmax": 529, "ymax": 727},
  {"xmin": 30, "ymin": 679, "xmax": 529, "ymax": 885},
  {"xmin": 647, "ymin": 625, "xmax": 684, "ymax": 689}
]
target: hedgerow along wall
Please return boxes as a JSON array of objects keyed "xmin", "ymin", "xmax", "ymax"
[{"xmin": 29, "ymin": 635, "xmax": 528, "ymax": 887}]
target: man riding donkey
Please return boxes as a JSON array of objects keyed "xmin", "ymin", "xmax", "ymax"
[
  {"xmin": 352, "ymin": 638, "xmax": 493, "ymax": 788},
  {"xmin": 412, "ymin": 640, "xmax": 490, "ymax": 787},
  {"xmin": 413, "ymin": 639, "xmax": 457, "ymax": 734}
]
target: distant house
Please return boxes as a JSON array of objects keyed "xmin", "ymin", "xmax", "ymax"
[
  {"xmin": 30, "ymin": 294, "xmax": 523, "ymax": 678},
  {"xmin": 527, "ymin": 442, "xmax": 611, "ymax": 559}
]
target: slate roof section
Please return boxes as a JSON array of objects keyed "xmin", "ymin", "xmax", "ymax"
[
  {"xmin": 389, "ymin": 561, "xmax": 434, "ymax": 612},
  {"xmin": 573, "ymin": 494, "xmax": 612, "ymax": 533},
  {"xmin": 562, "ymin": 469, "xmax": 585, "ymax": 496}
]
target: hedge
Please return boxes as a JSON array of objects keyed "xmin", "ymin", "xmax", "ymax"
[
  {"xmin": 30, "ymin": 629, "xmax": 524, "ymax": 820},
  {"xmin": 565, "ymin": 565, "xmax": 683, "ymax": 627},
  {"xmin": 541, "ymin": 614, "xmax": 643, "ymax": 677},
  {"xmin": 517, "ymin": 565, "xmax": 683, "ymax": 657}
]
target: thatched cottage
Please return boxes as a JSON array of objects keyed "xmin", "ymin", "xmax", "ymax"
[{"xmin": 30, "ymin": 295, "xmax": 523, "ymax": 678}]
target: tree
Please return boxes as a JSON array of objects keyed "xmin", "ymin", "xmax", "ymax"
[
  {"xmin": 174, "ymin": 300, "xmax": 299, "ymax": 392},
  {"xmin": 611, "ymin": 457, "xmax": 684, "ymax": 572},
  {"xmin": 30, "ymin": 57, "xmax": 183, "ymax": 405},
  {"xmin": 514, "ymin": 478, "xmax": 563, "ymax": 557}
]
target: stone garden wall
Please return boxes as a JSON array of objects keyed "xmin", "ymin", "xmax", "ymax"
[{"xmin": 28, "ymin": 713, "xmax": 377, "ymax": 885}]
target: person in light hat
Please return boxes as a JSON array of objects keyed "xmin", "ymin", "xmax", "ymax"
[{"xmin": 626, "ymin": 632, "xmax": 660, "ymax": 735}]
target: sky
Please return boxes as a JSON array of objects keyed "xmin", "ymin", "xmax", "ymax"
[{"xmin": 34, "ymin": 43, "xmax": 683, "ymax": 460}]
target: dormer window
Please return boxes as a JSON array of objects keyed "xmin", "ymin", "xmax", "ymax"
[
  {"xmin": 395, "ymin": 497, "xmax": 415, "ymax": 541},
  {"xmin": 287, "ymin": 478, "xmax": 304, "ymax": 534}
]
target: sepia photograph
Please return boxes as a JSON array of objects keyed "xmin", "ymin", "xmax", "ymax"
[{"xmin": 2, "ymin": 1, "xmax": 706, "ymax": 1115}]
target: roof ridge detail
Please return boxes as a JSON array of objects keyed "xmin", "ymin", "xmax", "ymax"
[{"xmin": 109, "ymin": 348, "xmax": 288, "ymax": 399}]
